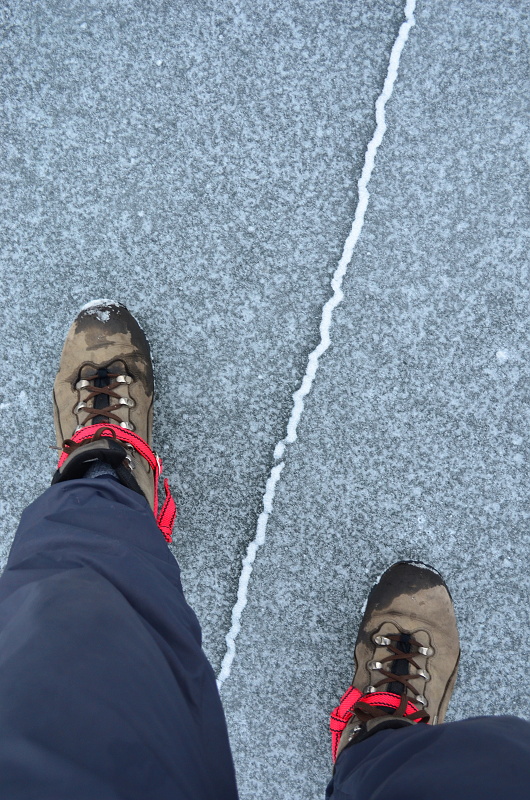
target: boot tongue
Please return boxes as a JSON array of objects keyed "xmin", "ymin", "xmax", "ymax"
[
  {"xmin": 93, "ymin": 367, "xmax": 111, "ymax": 424},
  {"xmin": 387, "ymin": 633, "xmax": 411, "ymax": 696}
]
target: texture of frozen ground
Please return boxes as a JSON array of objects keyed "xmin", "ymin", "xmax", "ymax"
[{"xmin": 0, "ymin": 1, "xmax": 528, "ymax": 798}]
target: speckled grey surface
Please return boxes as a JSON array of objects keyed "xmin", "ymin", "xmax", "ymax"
[{"xmin": 0, "ymin": 1, "xmax": 528, "ymax": 798}]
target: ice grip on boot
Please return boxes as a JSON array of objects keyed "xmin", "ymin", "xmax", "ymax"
[
  {"xmin": 56, "ymin": 424, "xmax": 177, "ymax": 543},
  {"xmin": 330, "ymin": 686, "xmax": 426, "ymax": 763}
]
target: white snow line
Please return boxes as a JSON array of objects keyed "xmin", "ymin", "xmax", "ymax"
[
  {"xmin": 217, "ymin": 0, "xmax": 416, "ymax": 691},
  {"xmin": 217, "ymin": 462, "xmax": 285, "ymax": 690}
]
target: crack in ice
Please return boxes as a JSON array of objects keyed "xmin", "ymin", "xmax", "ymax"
[{"xmin": 217, "ymin": 0, "xmax": 417, "ymax": 691}]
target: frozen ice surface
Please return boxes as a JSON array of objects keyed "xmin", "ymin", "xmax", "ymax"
[{"xmin": 0, "ymin": 1, "xmax": 528, "ymax": 798}]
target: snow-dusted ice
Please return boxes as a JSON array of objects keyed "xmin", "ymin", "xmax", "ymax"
[{"xmin": 0, "ymin": 0, "xmax": 528, "ymax": 798}]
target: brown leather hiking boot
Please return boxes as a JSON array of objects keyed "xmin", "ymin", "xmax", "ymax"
[
  {"xmin": 52, "ymin": 301, "xmax": 156, "ymax": 509},
  {"xmin": 332, "ymin": 561, "xmax": 460, "ymax": 762}
]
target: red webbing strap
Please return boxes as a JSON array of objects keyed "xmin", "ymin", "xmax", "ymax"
[
  {"xmin": 330, "ymin": 686, "xmax": 362, "ymax": 763},
  {"xmin": 57, "ymin": 424, "xmax": 177, "ymax": 543},
  {"xmin": 329, "ymin": 686, "xmax": 425, "ymax": 763},
  {"xmin": 158, "ymin": 478, "xmax": 177, "ymax": 542}
]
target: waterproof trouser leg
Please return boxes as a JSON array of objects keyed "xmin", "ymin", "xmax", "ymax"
[
  {"xmin": 327, "ymin": 714, "xmax": 530, "ymax": 800},
  {"xmin": 0, "ymin": 478, "xmax": 239, "ymax": 800}
]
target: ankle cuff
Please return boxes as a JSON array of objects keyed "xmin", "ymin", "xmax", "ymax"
[
  {"xmin": 337, "ymin": 715, "xmax": 416, "ymax": 762},
  {"xmin": 357, "ymin": 714, "xmax": 416, "ymax": 743},
  {"xmin": 51, "ymin": 438, "xmax": 146, "ymax": 502}
]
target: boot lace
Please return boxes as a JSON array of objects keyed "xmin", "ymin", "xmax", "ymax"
[
  {"xmin": 60, "ymin": 425, "xmax": 119, "ymax": 458},
  {"xmin": 75, "ymin": 367, "xmax": 134, "ymax": 429},
  {"xmin": 356, "ymin": 632, "xmax": 431, "ymax": 721}
]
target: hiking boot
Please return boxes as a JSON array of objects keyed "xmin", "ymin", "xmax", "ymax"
[
  {"xmin": 52, "ymin": 300, "xmax": 156, "ymax": 509},
  {"xmin": 332, "ymin": 561, "xmax": 460, "ymax": 762}
]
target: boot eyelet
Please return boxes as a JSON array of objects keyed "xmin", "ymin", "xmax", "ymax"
[
  {"xmin": 348, "ymin": 725, "xmax": 362, "ymax": 741},
  {"xmin": 118, "ymin": 397, "xmax": 135, "ymax": 407},
  {"xmin": 417, "ymin": 668, "xmax": 430, "ymax": 681},
  {"xmin": 363, "ymin": 685, "xmax": 376, "ymax": 693},
  {"xmin": 75, "ymin": 379, "xmax": 91, "ymax": 390},
  {"xmin": 367, "ymin": 660, "xmax": 383, "ymax": 670},
  {"xmin": 120, "ymin": 421, "xmax": 135, "ymax": 431},
  {"xmin": 418, "ymin": 646, "xmax": 434, "ymax": 656},
  {"xmin": 74, "ymin": 402, "xmax": 88, "ymax": 413},
  {"xmin": 116, "ymin": 375, "xmax": 132, "ymax": 384},
  {"xmin": 373, "ymin": 635, "xmax": 391, "ymax": 646},
  {"xmin": 416, "ymin": 694, "xmax": 427, "ymax": 706}
]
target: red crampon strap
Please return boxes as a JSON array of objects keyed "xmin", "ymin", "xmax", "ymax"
[
  {"xmin": 329, "ymin": 686, "xmax": 426, "ymax": 763},
  {"xmin": 57, "ymin": 424, "xmax": 177, "ymax": 543}
]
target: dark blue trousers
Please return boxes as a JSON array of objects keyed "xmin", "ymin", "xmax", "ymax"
[
  {"xmin": 1, "ymin": 479, "xmax": 529, "ymax": 799},
  {"xmin": 328, "ymin": 705, "xmax": 530, "ymax": 799},
  {"xmin": 0, "ymin": 478, "xmax": 239, "ymax": 799}
]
